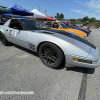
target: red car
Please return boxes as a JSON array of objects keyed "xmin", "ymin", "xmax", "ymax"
[{"xmin": 76, "ymin": 26, "xmax": 91, "ymax": 33}]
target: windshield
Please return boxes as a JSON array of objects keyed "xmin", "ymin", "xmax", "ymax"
[
  {"xmin": 60, "ymin": 23, "xmax": 68, "ymax": 28},
  {"xmin": 70, "ymin": 24, "xmax": 77, "ymax": 28},
  {"xmin": 19, "ymin": 19, "xmax": 50, "ymax": 30}
]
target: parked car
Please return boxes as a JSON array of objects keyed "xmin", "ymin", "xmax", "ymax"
[
  {"xmin": 49, "ymin": 22, "xmax": 87, "ymax": 38},
  {"xmin": 64, "ymin": 23, "xmax": 91, "ymax": 36},
  {"xmin": 0, "ymin": 18, "xmax": 99, "ymax": 68},
  {"xmin": 78, "ymin": 26, "xmax": 91, "ymax": 33},
  {"xmin": 82, "ymin": 26, "xmax": 90, "ymax": 29},
  {"xmin": 0, "ymin": 18, "xmax": 10, "ymax": 24}
]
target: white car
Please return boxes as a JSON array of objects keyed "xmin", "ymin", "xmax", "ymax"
[{"xmin": 0, "ymin": 18, "xmax": 99, "ymax": 68}]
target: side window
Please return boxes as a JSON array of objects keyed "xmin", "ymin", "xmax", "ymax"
[
  {"xmin": 45, "ymin": 22, "xmax": 51, "ymax": 27},
  {"xmin": 9, "ymin": 20, "xmax": 14, "ymax": 28},
  {"xmin": 66, "ymin": 24, "xmax": 70, "ymax": 28},
  {"xmin": 66, "ymin": 24, "xmax": 68, "ymax": 27},
  {"xmin": 35, "ymin": 21, "xmax": 48, "ymax": 29},
  {"xmin": 58, "ymin": 24, "xmax": 61, "ymax": 29},
  {"xmin": 9, "ymin": 19, "xmax": 23, "ymax": 30},
  {"xmin": 52, "ymin": 23, "xmax": 58, "ymax": 28}
]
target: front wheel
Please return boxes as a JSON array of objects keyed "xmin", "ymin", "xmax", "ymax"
[
  {"xmin": 39, "ymin": 42, "xmax": 64, "ymax": 68},
  {"xmin": 0, "ymin": 32, "xmax": 10, "ymax": 46}
]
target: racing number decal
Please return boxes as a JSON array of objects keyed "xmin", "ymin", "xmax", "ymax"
[{"xmin": 9, "ymin": 30, "xmax": 16, "ymax": 36}]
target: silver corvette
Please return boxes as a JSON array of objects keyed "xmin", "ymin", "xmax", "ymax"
[{"xmin": 0, "ymin": 18, "xmax": 99, "ymax": 68}]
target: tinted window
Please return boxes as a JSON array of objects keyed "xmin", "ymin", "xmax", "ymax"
[
  {"xmin": 52, "ymin": 23, "xmax": 58, "ymax": 28},
  {"xmin": 19, "ymin": 19, "xmax": 50, "ymax": 30},
  {"xmin": 70, "ymin": 24, "xmax": 76, "ymax": 28},
  {"xmin": 9, "ymin": 19, "xmax": 23, "ymax": 30},
  {"xmin": 58, "ymin": 24, "xmax": 62, "ymax": 29},
  {"xmin": 60, "ymin": 23, "xmax": 68, "ymax": 28}
]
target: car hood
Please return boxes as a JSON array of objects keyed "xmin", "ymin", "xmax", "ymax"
[
  {"xmin": 77, "ymin": 27, "xmax": 90, "ymax": 32},
  {"xmin": 51, "ymin": 28, "xmax": 87, "ymax": 37},
  {"xmin": 36, "ymin": 29, "xmax": 96, "ymax": 49},
  {"xmin": 87, "ymin": 47, "xmax": 99, "ymax": 60},
  {"xmin": 64, "ymin": 28, "xmax": 86, "ymax": 34},
  {"xmin": 31, "ymin": 29, "xmax": 96, "ymax": 57},
  {"xmin": 82, "ymin": 28, "xmax": 91, "ymax": 32},
  {"xmin": 72, "ymin": 27, "xmax": 89, "ymax": 34}
]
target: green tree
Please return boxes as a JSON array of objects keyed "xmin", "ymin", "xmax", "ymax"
[
  {"xmin": 70, "ymin": 18, "xmax": 76, "ymax": 22},
  {"xmin": 89, "ymin": 17, "xmax": 96, "ymax": 22},
  {"xmin": 78, "ymin": 18, "xmax": 82, "ymax": 22},
  {"xmin": 59, "ymin": 13, "xmax": 64, "ymax": 20},
  {"xmin": 82, "ymin": 16, "xmax": 89, "ymax": 22},
  {"xmin": 55, "ymin": 13, "xmax": 64, "ymax": 20},
  {"xmin": 54, "ymin": 13, "xmax": 59, "ymax": 19},
  {"xmin": 50, "ymin": 16, "xmax": 53, "ymax": 18}
]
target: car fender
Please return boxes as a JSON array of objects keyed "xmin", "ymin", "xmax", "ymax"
[{"xmin": 0, "ymin": 29, "xmax": 4, "ymax": 34}]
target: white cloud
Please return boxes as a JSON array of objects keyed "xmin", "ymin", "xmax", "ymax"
[
  {"xmin": 90, "ymin": 13, "xmax": 100, "ymax": 19},
  {"xmin": 73, "ymin": 0, "xmax": 100, "ymax": 19},
  {"xmin": 71, "ymin": 9, "xmax": 100, "ymax": 19},
  {"xmin": 88, "ymin": 0, "xmax": 100, "ymax": 9},
  {"xmin": 71, "ymin": 9, "xmax": 90, "ymax": 16},
  {"xmin": 75, "ymin": 0, "xmax": 100, "ymax": 11},
  {"xmin": 74, "ymin": 0, "xmax": 87, "ymax": 6},
  {"xmin": 75, "ymin": 0, "xmax": 82, "ymax": 4}
]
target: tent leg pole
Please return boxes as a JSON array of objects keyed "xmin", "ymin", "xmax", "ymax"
[{"xmin": 0, "ymin": 14, "xmax": 2, "ymax": 23}]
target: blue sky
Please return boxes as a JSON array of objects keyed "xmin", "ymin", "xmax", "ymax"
[{"xmin": 1, "ymin": 0, "xmax": 100, "ymax": 19}]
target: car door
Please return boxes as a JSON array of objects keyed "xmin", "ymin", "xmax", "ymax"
[{"xmin": 4, "ymin": 19, "xmax": 28, "ymax": 48}]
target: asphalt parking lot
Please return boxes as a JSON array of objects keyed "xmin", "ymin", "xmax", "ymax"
[{"xmin": 0, "ymin": 29, "xmax": 100, "ymax": 100}]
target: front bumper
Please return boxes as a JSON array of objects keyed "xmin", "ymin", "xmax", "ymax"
[{"xmin": 64, "ymin": 53, "xmax": 100, "ymax": 68}]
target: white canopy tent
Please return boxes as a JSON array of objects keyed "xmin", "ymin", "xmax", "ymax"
[
  {"xmin": 26, "ymin": 9, "xmax": 47, "ymax": 19},
  {"xmin": 31, "ymin": 9, "xmax": 47, "ymax": 18}
]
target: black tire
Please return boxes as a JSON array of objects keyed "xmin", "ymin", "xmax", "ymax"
[
  {"xmin": 39, "ymin": 42, "xmax": 64, "ymax": 68},
  {"xmin": 0, "ymin": 32, "xmax": 10, "ymax": 46}
]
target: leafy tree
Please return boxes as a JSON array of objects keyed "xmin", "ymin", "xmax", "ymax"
[
  {"xmin": 59, "ymin": 13, "xmax": 64, "ymax": 20},
  {"xmin": 89, "ymin": 17, "xmax": 96, "ymax": 22},
  {"xmin": 70, "ymin": 18, "xmax": 76, "ymax": 21},
  {"xmin": 78, "ymin": 18, "xmax": 82, "ymax": 22},
  {"xmin": 50, "ymin": 16, "xmax": 53, "ymax": 18},
  {"xmin": 55, "ymin": 13, "xmax": 64, "ymax": 20},
  {"xmin": 82, "ymin": 16, "xmax": 89, "ymax": 22},
  {"xmin": 54, "ymin": 13, "xmax": 59, "ymax": 19}
]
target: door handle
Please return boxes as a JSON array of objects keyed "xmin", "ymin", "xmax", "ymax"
[{"xmin": 6, "ymin": 29, "xmax": 8, "ymax": 31}]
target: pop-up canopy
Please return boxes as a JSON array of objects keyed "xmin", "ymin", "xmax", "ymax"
[
  {"xmin": 62, "ymin": 21, "xmax": 69, "ymax": 23},
  {"xmin": 0, "ymin": 7, "xmax": 11, "ymax": 14},
  {"xmin": 76, "ymin": 24, "xmax": 80, "ymax": 25},
  {"xmin": 37, "ymin": 15, "xmax": 55, "ymax": 21},
  {"xmin": 7, "ymin": 3, "xmax": 34, "ymax": 16},
  {"xmin": 46, "ymin": 15, "xmax": 55, "ymax": 21},
  {"xmin": 76, "ymin": 23, "xmax": 81, "ymax": 27},
  {"xmin": 2, "ymin": 14, "xmax": 29, "ymax": 18},
  {"xmin": 31, "ymin": 9, "xmax": 47, "ymax": 18},
  {"xmin": 62, "ymin": 20, "xmax": 72, "ymax": 24}
]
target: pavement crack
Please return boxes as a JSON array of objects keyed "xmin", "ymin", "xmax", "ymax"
[{"xmin": 78, "ymin": 68, "xmax": 87, "ymax": 100}]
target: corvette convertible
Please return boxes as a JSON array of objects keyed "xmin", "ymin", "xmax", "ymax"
[{"xmin": 0, "ymin": 18, "xmax": 99, "ymax": 68}]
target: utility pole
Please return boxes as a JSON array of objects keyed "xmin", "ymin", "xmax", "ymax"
[
  {"xmin": 45, "ymin": 10, "xmax": 47, "ymax": 15},
  {"xmin": 39, "ymin": 5, "xmax": 41, "ymax": 12}
]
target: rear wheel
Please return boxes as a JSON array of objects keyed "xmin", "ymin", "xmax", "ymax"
[
  {"xmin": 39, "ymin": 42, "xmax": 64, "ymax": 68},
  {"xmin": 0, "ymin": 32, "xmax": 10, "ymax": 46}
]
